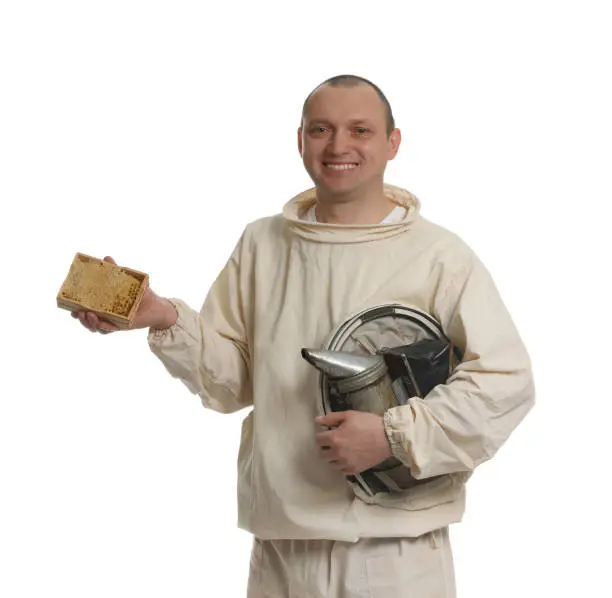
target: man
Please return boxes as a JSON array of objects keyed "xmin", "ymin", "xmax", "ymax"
[{"xmin": 73, "ymin": 75, "xmax": 535, "ymax": 597}]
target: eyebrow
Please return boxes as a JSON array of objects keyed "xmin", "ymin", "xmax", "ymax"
[{"xmin": 307, "ymin": 119, "xmax": 376, "ymax": 127}]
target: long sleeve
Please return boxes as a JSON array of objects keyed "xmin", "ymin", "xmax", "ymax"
[
  {"xmin": 383, "ymin": 253, "xmax": 535, "ymax": 479},
  {"xmin": 147, "ymin": 239, "xmax": 252, "ymax": 414}
]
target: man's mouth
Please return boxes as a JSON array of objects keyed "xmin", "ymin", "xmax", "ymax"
[{"xmin": 323, "ymin": 162, "xmax": 359, "ymax": 171}]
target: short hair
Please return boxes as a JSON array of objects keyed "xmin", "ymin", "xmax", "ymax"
[{"xmin": 301, "ymin": 74, "xmax": 396, "ymax": 136}]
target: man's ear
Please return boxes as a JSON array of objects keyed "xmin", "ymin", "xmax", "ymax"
[
  {"xmin": 387, "ymin": 128, "xmax": 402, "ymax": 160},
  {"xmin": 297, "ymin": 127, "xmax": 303, "ymax": 156}
]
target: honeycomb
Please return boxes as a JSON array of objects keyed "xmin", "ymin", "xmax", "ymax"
[{"xmin": 60, "ymin": 258, "xmax": 142, "ymax": 317}]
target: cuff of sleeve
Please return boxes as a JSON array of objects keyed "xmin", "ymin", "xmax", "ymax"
[
  {"xmin": 383, "ymin": 406, "xmax": 414, "ymax": 468},
  {"xmin": 147, "ymin": 298, "xmax": 196, "ymax": 344}
]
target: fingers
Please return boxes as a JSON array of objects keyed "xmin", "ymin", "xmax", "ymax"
[
  {"xmin": 315, "ymin": 430, "xmax": 335, "ymax": 447},
  {"xmin": 316, "ymin": 431, "xmax": 354, "ymax": 473},
  {"xmin": 86, "ymin": 312, "xmax": 98, "ymax": 328},
  {"xmin": 316, "ymin": 427, "xmax": 351, "ymax": 472},
  {"xmin": 71, "ymin": 310, "xmax": 119, "ymax": 334},
  {"xmin": 318, "ymin": 445, "xmax": 333, "ymax": 458},
  {"xmin": 319, "ymin": 451, "xmax": 347, "ymax": 471},
  {"xmin": 78, "ymin": 311, "xmax": 96, "ymax": 332},
  {"xmin": 71, "ymin": 311, "xmax": 91, "ymax": 331},
  {"xmin": 98, "ymin": 320, "xmax": 120, "ymax": 334},
  {"xmin": 319, "ymin": 450, "xmax": 344, "ymax": 470},
  {"xmin": 318, "ymin": 444, "xmax": 337, "ymax": 460},
  {"xmin": 316, "ymin": 411, "xmax": 348, "ymax": 427},
  {"xmin": 103, "ymin": 256, "xmax": 117, "ymax": 265}
]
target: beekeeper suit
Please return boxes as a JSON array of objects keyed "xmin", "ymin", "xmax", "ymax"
[{"xmin": 147, "ymin": 183, "xmax": 535, "ymax": 598}]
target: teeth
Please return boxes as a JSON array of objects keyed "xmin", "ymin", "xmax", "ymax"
[{"xmin": 325, "ymin": 163, "xmax": 357, "ymax": 170}]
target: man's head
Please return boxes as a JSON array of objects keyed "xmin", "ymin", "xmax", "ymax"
[{"xmin": 298, "ymin": 75, "xmax": 401, "ymax": 202}]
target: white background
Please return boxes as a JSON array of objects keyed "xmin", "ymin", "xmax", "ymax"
[{"xmin": 1, "ymin": 1, "xmax": 610, "ymax": 596}]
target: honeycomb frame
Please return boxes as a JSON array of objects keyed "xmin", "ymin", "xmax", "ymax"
[{"xmin": 57, "ymin": 253, "xmax": 149, "ymax": 329}]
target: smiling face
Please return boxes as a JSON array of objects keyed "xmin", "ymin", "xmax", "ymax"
[{"xmin": 298, "ymin": 83, "xmax": 401, "ymax": 203}]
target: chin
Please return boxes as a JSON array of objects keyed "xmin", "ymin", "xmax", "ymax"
[
  {"xmin": 326, "ymin": 179, "xmax": 366, "ymax": 195},
  {"xmin": 316, "ymin": 183, "xmax": 356, "ymax": 199}
]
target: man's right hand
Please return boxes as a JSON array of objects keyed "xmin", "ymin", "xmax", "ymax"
[{"xmin": 71, "ymin": 256, "xmax": 178, "ymax": 334}]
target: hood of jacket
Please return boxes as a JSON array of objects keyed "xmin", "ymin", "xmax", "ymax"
[{"xmin": 282, "ymin": 184, "xmax": 422, "ymax": 244}]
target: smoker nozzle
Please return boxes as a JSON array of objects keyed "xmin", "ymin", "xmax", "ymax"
[{"xmin": 301, "ymin": 348, "xmax": 384, "ymax": 379}]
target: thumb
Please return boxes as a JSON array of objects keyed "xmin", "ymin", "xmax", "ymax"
[
  {"xmin": 316, "ymin": 411, "xmax": 349, "ymax": 427},
  {"xmin": 103, "ymin": 256, "xmax": 117, "ymax": 265}
]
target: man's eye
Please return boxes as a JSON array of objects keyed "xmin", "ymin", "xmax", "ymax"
[
  {"xmin": 355, "ymin": 127, "xmax": 369, "ymax": 135},
  {"xmin": 311, "ymin": 126, "xmax": 327, "ymax": 134}
]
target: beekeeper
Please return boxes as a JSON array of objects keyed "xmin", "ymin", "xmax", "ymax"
[{"xmin": 74, "ymin": 75, "xmax": 535, "ymax": 598}]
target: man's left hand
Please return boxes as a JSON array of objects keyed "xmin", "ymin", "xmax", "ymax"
[{"xmin": 315, "ymin": 410, "xmax": 393, "ymax": 475}]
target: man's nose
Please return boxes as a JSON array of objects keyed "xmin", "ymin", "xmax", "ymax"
[{"xmin": 328, "ymin": 130, "xmax": 351, "ymax": 154}]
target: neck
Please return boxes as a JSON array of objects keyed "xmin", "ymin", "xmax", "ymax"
[{"xmin": 314, "ymin": 185, "xmax": 396, "ymax": 225}]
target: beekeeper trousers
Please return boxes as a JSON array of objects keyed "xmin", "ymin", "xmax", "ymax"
[{"xmin": 247, "ymin": 527, "xmax": 456, "ymax": 598}]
